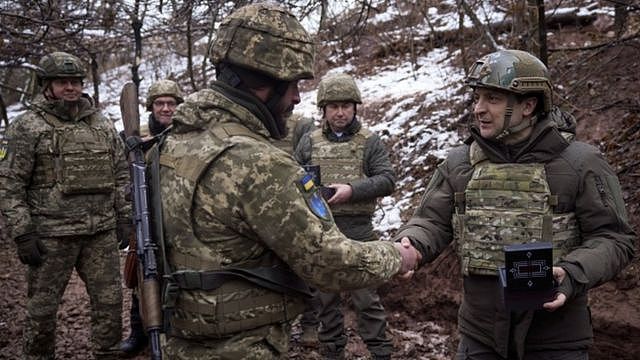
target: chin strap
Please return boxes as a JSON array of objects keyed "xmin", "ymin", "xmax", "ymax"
[{"xmin": 495, "ymin": 96, "xmax": 536, "ymax": 140}]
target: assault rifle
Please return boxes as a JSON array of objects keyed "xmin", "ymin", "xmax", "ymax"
[{"xmin": 120, "ymin": 82, "xmax": 163, "ymax": 360}]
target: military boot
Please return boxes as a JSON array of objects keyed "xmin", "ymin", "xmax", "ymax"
[
  {"xmin": 120, "ymin": 294, "xmax": 148, "ymax": 356},
  {"xmin": 300, "ymin": 325, "xmax": 319, "ymax": 347},
  {"xmin": 119, "ymin": 329, "xmax": 148, "ymax": 356}
]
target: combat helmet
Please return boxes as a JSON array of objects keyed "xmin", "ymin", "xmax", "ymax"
[
  {"xmin": 466, "ymin": 49, "xmax": 552, "ymax": 113},
  {"xmin": 145, "ymin": 79, "xmax": 184, "ymax": 111},
  {"xmin": 316, "ymin": 73, "xmax": 362, "ymax": 108},
  {"xmin": 209, "ymin": 3, "xmax": 315, "ymax": 82},
  {"xmin": 38, "ymin": 52, "xmax": 86, "ymax": 81}
]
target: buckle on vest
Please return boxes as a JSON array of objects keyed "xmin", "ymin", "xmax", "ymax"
[
  {"xmin": 172, "ymin": 271, "xmax": 202, "ymax": 290},
  {"xmin": 162, "ymin": 275, "xmax": 180, "ymax": 308}
]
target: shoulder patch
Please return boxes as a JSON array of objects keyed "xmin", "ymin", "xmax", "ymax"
[
  {"xmin": 296, "ymin": 173, "xmax": 331, "ymax": 221},
  {"xmin": 0, "ymin": 137, "xmax": 8, "ymax": 161}
]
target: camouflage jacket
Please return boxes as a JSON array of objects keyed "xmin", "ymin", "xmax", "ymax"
[
  {"xmin": 0, "ymin": 95, "xmax": 130, "ymax": 240},
  {"xmin": 394, "ymin": 109, "xmax": 636, "ymax": 357},
  {"xmin": 295, "ymin": 118, "xmax": 396, "ymax": 240},
  {"xmin": 161, "ymin": 81, "xmax": 401, "ymax": 293}
]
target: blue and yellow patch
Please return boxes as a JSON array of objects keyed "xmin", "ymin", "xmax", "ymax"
[
  {"xmin": 297, "ymin": 173, "xmax": 331, "ymax": 221},
  {"xmin": 0, "ymin": 138, "xmax": 8, "ymax": 161}
]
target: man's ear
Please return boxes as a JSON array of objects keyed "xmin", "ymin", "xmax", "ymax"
[{"xmin": 522, "ymin": 96, "xmax": 538, "ymax": 117}]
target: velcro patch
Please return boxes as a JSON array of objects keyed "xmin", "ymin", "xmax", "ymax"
[{"xmin": 299, "ymin": 173, "xmax": 315, "ymax": 192}]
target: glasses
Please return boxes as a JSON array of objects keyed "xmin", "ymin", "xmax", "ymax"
[{"xmin": 153, "ymin": 100, "xmax": 177, "ymax": 108}]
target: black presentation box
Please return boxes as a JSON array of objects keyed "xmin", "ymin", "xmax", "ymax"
[{"xmin": 499, "ymin": 242, "xmax": 556, "ymax": 310}]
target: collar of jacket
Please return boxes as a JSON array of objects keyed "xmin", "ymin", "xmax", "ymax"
[
  {"xmin": 147, "ymin": 113, "xmax": 168, "ymax": 136},
  {"xmin": 467, "ymin": 115, "xmax": 572, "ymax": 164},
  {"xmin": 32, "ymin": 94, "xmax": 98, "ymax": 122},
  {"xmin": 211, "ymin": 81, "xmax": 284, "ymax": 139},
  {"xmin": 323, "ymin": 116, "xmax": 362, "ymax": 142}
]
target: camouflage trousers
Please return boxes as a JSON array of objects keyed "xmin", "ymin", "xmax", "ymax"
[
  {"xmin": 317, "ymin": 287, "xmax": 392, "ymax": 358},
  {"xmin": 22, "ymin": 230, "xmax": 123, "ymax": 360},
  {"xmin": 163, "ymin": 322, "xmax": 292, "ymax": 359}
]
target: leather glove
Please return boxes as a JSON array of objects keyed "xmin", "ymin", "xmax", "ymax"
[
  {"xmin": 15, "ymin": 233, "xmax": 48, "ymax": 266},
  {"xmin": 117, "ymin": 218, "xmax": 135, "ymax": 250}
]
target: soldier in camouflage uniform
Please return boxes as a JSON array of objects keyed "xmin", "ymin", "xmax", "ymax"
[
  {"xmin": 295, "ymin": 73, "xmax": 396, "ymax": 360},
  {"xmin": 0, "ymin": 52, "xmax": 131, "ymax": 360},
  {"xmin": 394, "ymin": 50, "xmax": 636, "ymax": 359},
  {"xmin": 143, "ymin": 79, "xmax": 184, "ymax": 138},
  {"xmin": 156, "ymin": 3, "xmax": 418, "ymax": 359},
  {"xmin": 119, "ymin": 79, "xmax": 184, "ymax": 356}
]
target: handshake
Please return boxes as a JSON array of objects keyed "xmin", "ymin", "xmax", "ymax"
[{"xmin": 393, "ymin": 237, "xmax": 422, "ymax": 278}]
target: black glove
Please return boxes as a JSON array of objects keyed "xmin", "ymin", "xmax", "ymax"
[
  {"xmin": 15, "ymin": 233, "xmax": 48, "ymax": 266},
  {"xmin": 117, "ymin": 218, "xmax": 134, "ymax": 250}
]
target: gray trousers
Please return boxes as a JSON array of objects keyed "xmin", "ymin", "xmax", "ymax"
[
  {"xmin": 317, "ymin": 287, "xmax": 392, "ymax": 357},
  {"xmin": 455, "ymin": 333, "xmax": 589, "ymax": 360}
]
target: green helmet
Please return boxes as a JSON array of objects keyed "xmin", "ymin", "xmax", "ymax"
[
  {"xmin": 145, "ymin": 79, "xmax": 184, "ymax": 110},
  {"xmin": 210, "ymin": 3, "xmax": 315, "ymax": 82},
  {"xmin": 38, "ymin": 52, "xmax": 86, "ymax": 80},
  {"xmin": 466, "ymin": 49, "xmax": 552, "ymax": 113},
  {"xmin": 316, "ymin": 73, "xmax": 362, "ymax": 108}
]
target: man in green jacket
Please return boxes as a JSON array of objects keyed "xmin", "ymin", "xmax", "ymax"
[
  {"xmin": 156, "ymin": 4, "xmax": 418, "ymax": 359},
  {"xmin": 0, "ymin": 51, "xmax": 131, "ymax": 359},
  {"xmin": 295, "ymin": 73, "xmax": 396, "ymax": 360},
  {"xmin": 394, "ymin": 49, "xmax": 636, "ymax": 359}
]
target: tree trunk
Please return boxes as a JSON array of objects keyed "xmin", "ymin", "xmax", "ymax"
[
  {"xmin": 131, "ymin": 0, "xmax": 143, "ymax": 95},
  {"xmin": 90, "ymin": 52, "xmax": 100, "ymax": 106}
]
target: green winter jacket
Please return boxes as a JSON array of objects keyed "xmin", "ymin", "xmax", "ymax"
[{"xmin": 394, "ymin": 109, "xmax": 636, "ymax": 358}]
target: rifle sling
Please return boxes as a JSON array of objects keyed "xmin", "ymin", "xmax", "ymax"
[{"xmin": 171, "ymin": 266, "xmax": 312, "ymax": 298}]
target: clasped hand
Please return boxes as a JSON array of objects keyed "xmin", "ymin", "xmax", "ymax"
[{"xmin": 393, "ymin": 237, "xmax": 422, "ymax": 279}]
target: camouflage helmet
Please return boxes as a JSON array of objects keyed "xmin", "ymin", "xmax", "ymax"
[
  {"xmin": 145, "ymin": 79, "xmax": 184, "ymax": 110},
  {"xmin": 210, "ymin": 3, "xmax": 315, "ymax": 82},
  {"xmin": 466, "ymin": 49, "xmax": 552, "ymax": 113},
  {"xmin": 316, "ymin": 73, "xmax": 362, "ymax": 108},
  {"xmin": 38, "ymin": 52, "xmax": 86, "ymax": 80}
]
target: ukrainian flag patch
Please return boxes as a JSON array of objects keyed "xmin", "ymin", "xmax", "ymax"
[{"xmin": 300, "ymin": 173, "xmax": 315, "ymax": 192}]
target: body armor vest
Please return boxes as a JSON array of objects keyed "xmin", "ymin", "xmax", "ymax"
[
  {"xmin": 309, "ymin": 128, "xmax": 376, "ymax": 216},
  {"xmin": 32, "ymin": 112, "xmax": 115, "ymax": 194},
  {"xmin": 159, "ymin": 122, "xmax": 304, "ymax": 338},
  {"xmin": 453, "ymin": 142, "xmax": 580, "ymax": 276}
]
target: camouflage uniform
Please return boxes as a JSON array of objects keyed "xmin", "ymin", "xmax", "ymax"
[
  {"xmin": 0, "ymin": 52, "xmax": 129, "ymax": 360},
  {"xmin": 394, "ymin": 50, "xmax": 636, "ymax": 359},
  {"xmin": 157, "ymin": 4, "xmax": 402, "ymax": 360},
  {"xmin": 295, "ymin": 73, "xmax": 396, "ymax": 359}
]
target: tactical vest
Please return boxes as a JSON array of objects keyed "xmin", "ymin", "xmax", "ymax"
[
  {"xmin": 159, "ymin": 122, "xmax": 305, "ymax": 338},
  {"xmin": 32, "ymin": 112, "xmax": 116, "ymax": 194},
  {"xmin": 309, "ymin": 128, "xmax": 376, "ymax": 216},
  {"xmin": 453, "ymin": 142, "xmax": 580, "ymax": 276}
]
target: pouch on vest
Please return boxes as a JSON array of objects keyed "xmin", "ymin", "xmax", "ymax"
[{"xmin": 50, "ymin": 119, "xmax": 115, "ymax": 194}]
